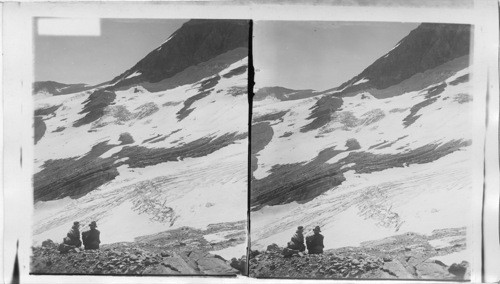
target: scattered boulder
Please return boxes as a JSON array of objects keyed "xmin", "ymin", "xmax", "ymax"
[
  {"xmin": 415, "ymin": 261, "xmax": 454, "ymax": 279},
  {"xmin": 195, "ymin": 253, "xmax": 238, "ymax": 275},
  {"xmin": 345, "ymin": 138, "xmax": 361, "ymax": 150},
  {"xmin": 267, "ymin": 243, "xmax": 280, "ymax": 253},
  {"xmin": 162, "ymin": 253, "xmax": 197, "ymax": 274},
  {"xmin": 58, "ymin": 243, "xmax": 76, "ymax": 254},
  {"xmin": 249, "ymin": 250, "xmax": 260, "ymax": 258},
  {"xmin": 448, "ymin": 261, "xmax": 468, "ymax": 279},
  {"xmin": 230, "ymin": 256, "xmax": 247, "ymax": 274},
  {"xmin": 41, "ymin": 239, "xmax": 57, "ymax": 249},
  {"xmin": 118, "ymin": 132, "xmax": 134, "ymax": 145},
  {"xmin": 382, "ymin": 260, "xmax": 414, "ymax": 279},
  {"xmin": 142, "ymin": 265, "xmax": 175, "ymax": 275}
]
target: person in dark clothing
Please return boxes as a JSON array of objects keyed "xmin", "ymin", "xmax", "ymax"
[
  {"xmin": 63, "ymin": 221, "xmax": 81, "ymax": 247},
  {"xmin": 82, "ymin": 221, "xmax": 100, "ymax": 250},
  {"xmin": 306, "ymin": 226, "xmax": 324, "ymax": 254},
  {"xmin": 287, "ymin": 226, "xmax": 305, "ymax": 252}
]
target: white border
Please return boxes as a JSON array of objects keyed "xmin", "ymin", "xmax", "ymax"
[
  {"xmin": 2, "ymin": 1, "xmax": 498, "ymax": 283},
  {"xmin": 481, "ymin": 0, "xmax": 500, "ymax": 282}
]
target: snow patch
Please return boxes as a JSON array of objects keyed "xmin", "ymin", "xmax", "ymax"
[
  {"xmin": 352, "ymin": 78, "xmax": 369, "ymax": 86},
  {"xmin": 210, "ymin": 242, "xmax": 247, "ymax": 261},
  {"xmin": 429, "ymin": 236, "xmax": 464, "ymax": 249},
  {"xmin": 430, "ymin": 250, "xmax": 470, "ymax": 266},
  {"xmin": 382, "ymin": 41, "xmax": 401, "ymax": 58},
  {"xmin": 125, "ymin": 71, "xmax": 142, "ymax": 79},
  {"xmin": 204, "ymin": 231, "xmax": 240, "ymax": 243}
]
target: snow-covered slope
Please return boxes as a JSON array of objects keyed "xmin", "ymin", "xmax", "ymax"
[
  {"xmin": 250, "ymin": 23, "xmax": 474, "ymax": 267},
  {"xmin": 32, "ymin": 20, "xmax": 249, "ymax": 262}
]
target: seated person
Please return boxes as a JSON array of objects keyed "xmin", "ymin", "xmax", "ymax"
[
  {"xmin": 305, "ymin": 226, "xmax": 324, "ymax": 254},
  {"xmin": 287, "ymin": 226, "xmax": 305, "ymax": 252},
  {"xmin": 82, "ymin": 221, "xmax": 101, "ymax": 250},
  {"xmin": 63, "ymin": 221, "xmax": 81, "ymax": 247}
]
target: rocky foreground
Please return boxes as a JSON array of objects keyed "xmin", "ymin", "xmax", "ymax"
[
  {"xmin": 31, "ymin": 222, "xmax": 247, "ymax": 275},
  {"xmin": 249, "ymin": 227, "xmax": 470, "ymax": 280}
]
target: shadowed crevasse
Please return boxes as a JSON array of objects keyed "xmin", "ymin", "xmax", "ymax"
[{"xmin": 369, "ymin": 136, "xmax": 409, "ymax": 150}]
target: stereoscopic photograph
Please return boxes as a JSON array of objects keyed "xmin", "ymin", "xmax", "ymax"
[
  {"xmin": 31, "ymin": 18, "xmax": 249, "ymax": 275},
  {"xmin": 3, "ymin": 1, "xmax": 498, "ymax": 282},
  {"xmin": 250, "ymin": 21, "xmax": 474, "ymax": 280}
]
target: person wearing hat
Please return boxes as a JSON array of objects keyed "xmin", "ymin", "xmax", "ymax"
[
  {"xmin": 63, "ymin": 221, "xmax": 82, "ymax": 248},
  {"xmin": 82, "ymin": 221, "xmax": 101, "ymax": 250},
  {"xmin": 305, "ymin": 226, "xmax": 324, "ymax": 254},
  {"xmin": 287, "ymin": 226, "xmax": 306, "ymax": 252}
]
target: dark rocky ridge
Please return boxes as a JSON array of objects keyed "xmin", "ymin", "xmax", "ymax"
[
  {"xmin": 33, "ymin": 81, "xmax": 90, "ymax": 96},
  {"xmin": 111, "ymin": 19, "xmax": 249, "ymax": 86},
  {"xmin": 336, "ymin": 23, "xmax": 470, "ymax": 92},
  {"xmin": 254, "ymin": 86, "xmax": 317, "ymax": 101}
]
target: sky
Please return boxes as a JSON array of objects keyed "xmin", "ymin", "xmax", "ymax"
[
  {"xmin": 34, "ymin": 18, "xmax": 188, "ymax": 85},
  {"xmin": 254, "ymin": 21, "xmax": 419, "ymax": 91}
]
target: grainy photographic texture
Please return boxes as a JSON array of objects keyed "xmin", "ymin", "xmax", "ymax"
[
  {"xmin": 250, "ymin": 21, "xmax": 473, "ymax": 280},
  {"xmin": 31, "ymin": 18, "xmax": 249, "ymax": 275}
]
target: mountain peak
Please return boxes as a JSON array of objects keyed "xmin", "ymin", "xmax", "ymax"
[
  {"xmin": 337, "ymin": 23, "xmax": 471, "ymax": 92},
  {"xmin": 111, "ymin": 19, "xmax": 249, "ymax": 87}
]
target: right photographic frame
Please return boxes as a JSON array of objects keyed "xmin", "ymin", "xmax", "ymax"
[{"xmin": 250, "ymin": 20, "xmax": 478, "ymax": 280}]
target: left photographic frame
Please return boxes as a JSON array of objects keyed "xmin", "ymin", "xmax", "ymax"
[{"xmin": 31, "ymin": 17, "xmax": 250, "ymax": 276}]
